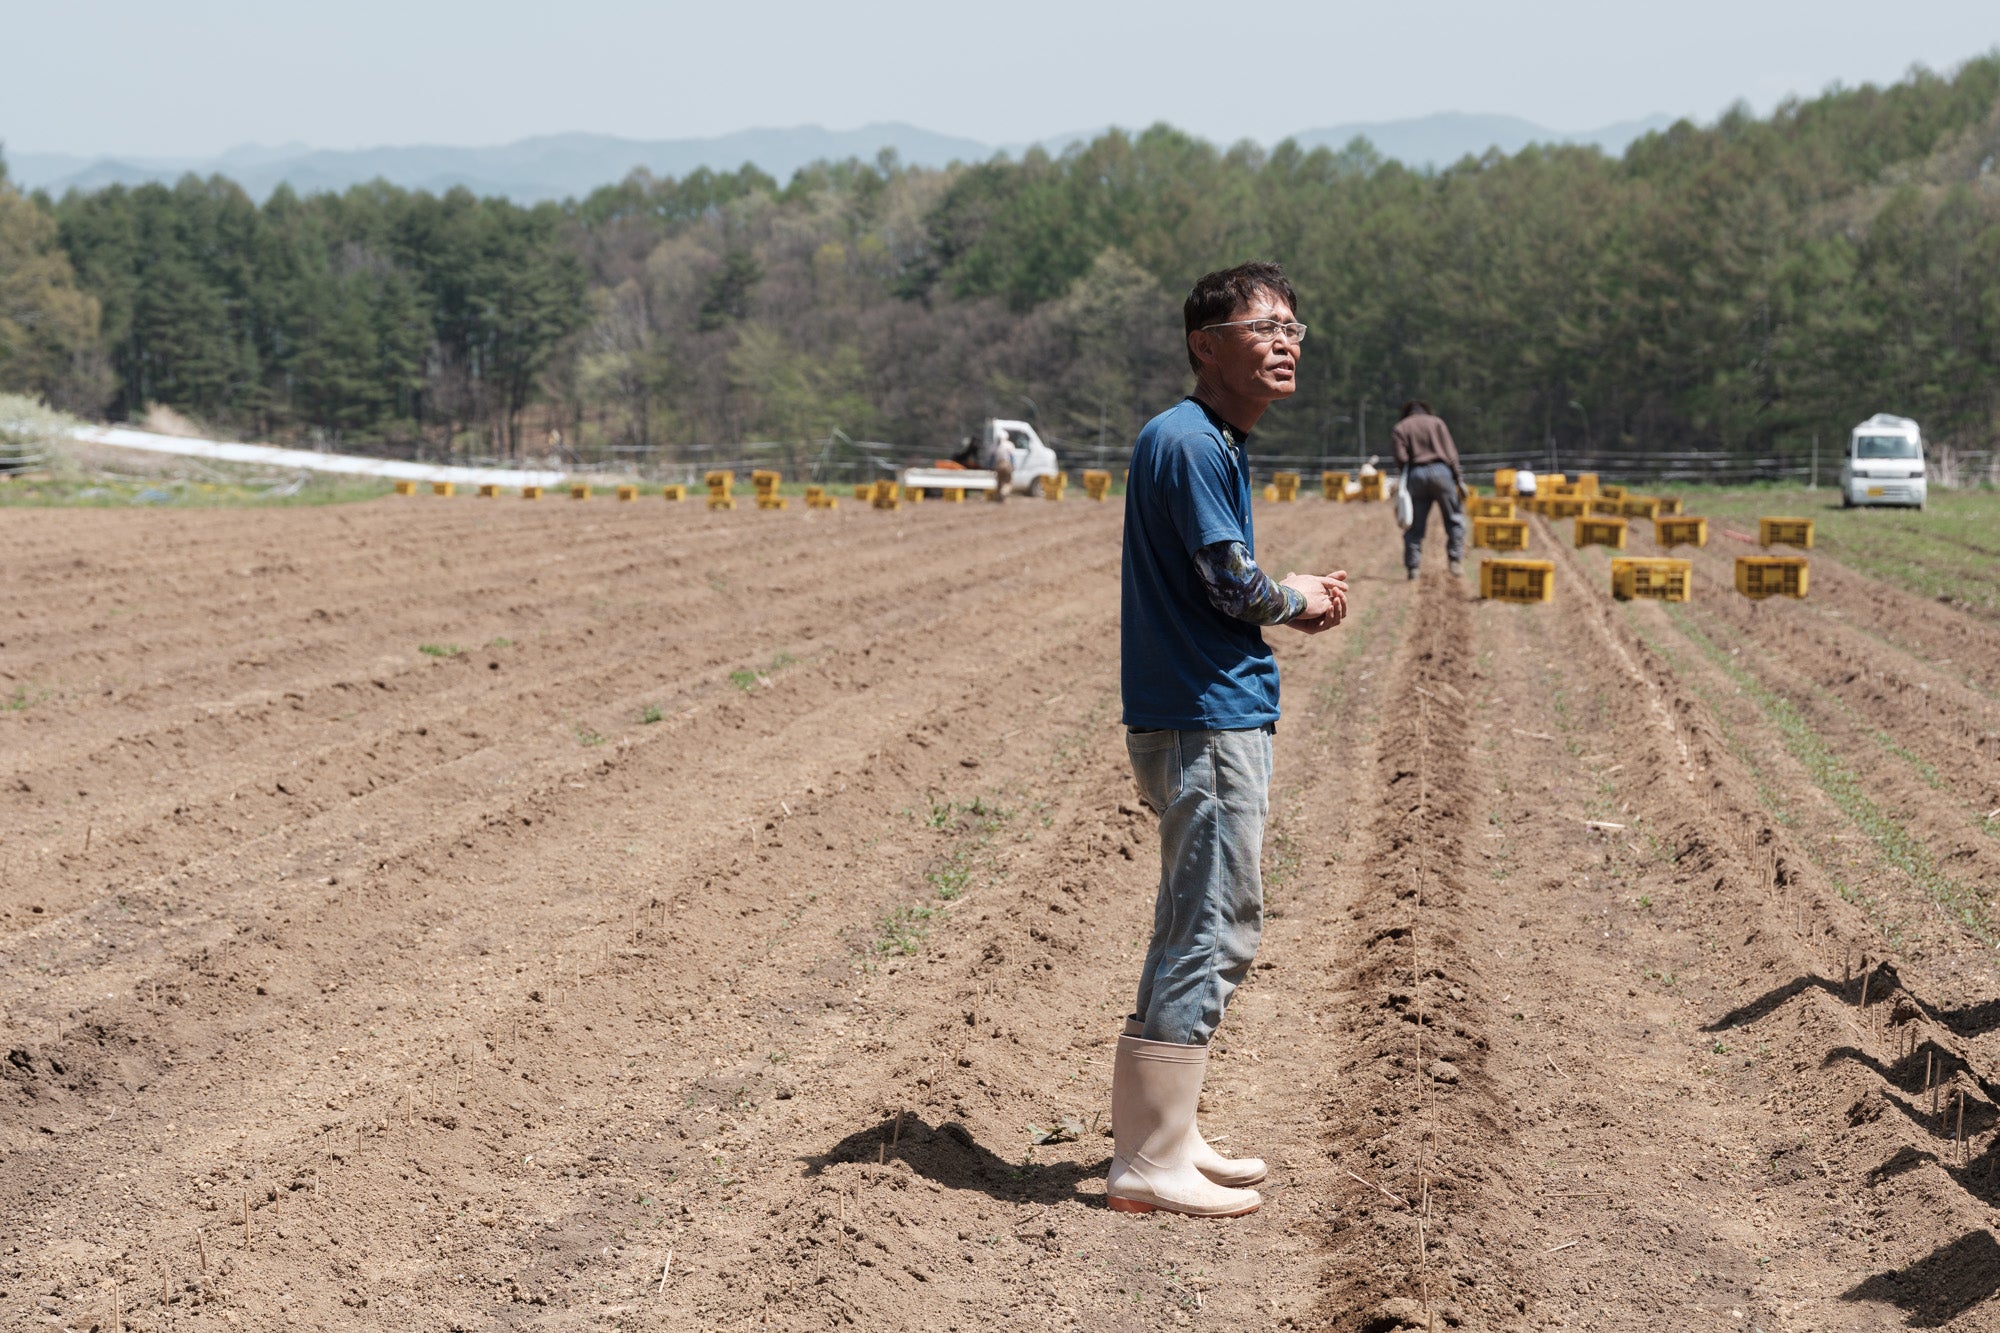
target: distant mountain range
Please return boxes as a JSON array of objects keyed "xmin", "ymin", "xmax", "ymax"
[{"xmin": 7, "ymin": 113, "xmax": 1678, "ymax": 204}]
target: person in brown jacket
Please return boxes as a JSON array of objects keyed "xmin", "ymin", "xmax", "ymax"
[{"xmin": 1391, "ymin": 400, "xmax": 1467, "ymax": 578}]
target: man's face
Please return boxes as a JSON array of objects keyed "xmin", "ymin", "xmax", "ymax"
[{"xmin": 1193, "ymin": 289, "xmax": 1300, "ymax": 404}]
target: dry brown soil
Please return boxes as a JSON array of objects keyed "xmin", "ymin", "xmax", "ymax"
[{"xmin": 3, "ymin": 492, "xmax": 1998, "ymax": 1332}]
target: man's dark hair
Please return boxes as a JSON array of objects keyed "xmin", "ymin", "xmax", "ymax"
[
  {"xmin": 1400, "ymin": 399, "xmax": 1433, "ymax": 419},
  {"xmin": 1183, "ymin": 262, "xmax": 1298, "ymax": 371}
]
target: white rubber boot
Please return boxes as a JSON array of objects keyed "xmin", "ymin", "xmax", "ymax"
[
  {"xmin": 1121, "ymin": 1019, "xmax": 1267, "ymax": 1187},
  {"xmin": 1106, "ymin": 1034, "xmax": 1262, "ymax": 1216}
]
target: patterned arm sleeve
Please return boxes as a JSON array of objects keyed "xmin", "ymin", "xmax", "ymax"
[{"xmin": 1193, "ymin": 541, "xmax": 1305, "ymax": 625}]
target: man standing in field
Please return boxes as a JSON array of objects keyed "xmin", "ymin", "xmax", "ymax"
[
  {"xmin": 1112, "ymin": 261, "xmax": 1348, "ymax": 1218},
  {"xmin": 1392, "ymin": 399, "xmax": 1468, "ymax": 578}
]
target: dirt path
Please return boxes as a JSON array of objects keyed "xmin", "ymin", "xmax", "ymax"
[{"xmin": 2, "ymin": 494, "xmax": 1995, "ymax": 1331}]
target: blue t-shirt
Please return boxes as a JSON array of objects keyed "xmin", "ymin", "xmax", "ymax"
[{"xmin": 1120, "ymin": 398, "xmax": 1280, "ymax": 730}]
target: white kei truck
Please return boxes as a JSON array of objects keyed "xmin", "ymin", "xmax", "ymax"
[{"xmin": 1841, "ymin": 413, "xmax": 1927, "ymax": 509}]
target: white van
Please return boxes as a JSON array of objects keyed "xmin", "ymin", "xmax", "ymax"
[{"xmin": 1841, "ymin": 414, "xmax": 1927, "ymax": 509}]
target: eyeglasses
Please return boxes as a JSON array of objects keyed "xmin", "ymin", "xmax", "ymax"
[{"xmin": 1200, "ymin": 318, "xmax": 1308, "ymax": 344}]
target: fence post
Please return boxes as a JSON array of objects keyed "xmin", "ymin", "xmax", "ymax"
[{"xmin": 1811, "ymin": 434, "xmax": 1818, "ymax": 490}]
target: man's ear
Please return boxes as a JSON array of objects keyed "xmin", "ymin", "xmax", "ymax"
[{"xmin": 1187, "ymin": 329, "xmax": 1217, "ymax": 370}]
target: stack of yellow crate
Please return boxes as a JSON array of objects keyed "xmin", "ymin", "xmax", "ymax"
[
  {"xmin": 752, "ymin": 470, "xmax": 787, "ymax": 510},
  {"xmin": 1042, "ymin": 472, "xmax": 1068, "ymax": 500},
  {"xmin": 705, "ymin": 470, "xmax": 736, "ymax": 510},
  {"xmin": 1322, "ymin": 470, "xmax": 1350, "ymax": 500},
  {"xmin": 870, "ymin": 480, "xmax": 901, "ymax": 510},
  {"xmin": 1082, "ymin": 469, "xmax": 1113, "ymax": 501},
  {"xmin": 1272, "ymin": 471, "xmax": 1300, "ymax": 501},
  {"xmin": 804, "ymin": 485, "xmax": 837, "ymax": 510}
]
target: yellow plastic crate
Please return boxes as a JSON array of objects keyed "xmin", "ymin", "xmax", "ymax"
[
  {"xmin": 870, "ymin": 480, "xmax": 901, "ymax": 510},
  {"xmin": 1598, "ymin": 483, "xmax": 1627, "ymax": 501},
  {"xmin": 616, "ymin": 484, "xmax": 638, "ymax": 501},
  {"xmin": 1588, "ymin": 497, "xmax": 1623, "ymax": 516},
  {"xmin": 1322, "ymin": 470, "xmax": 1350, "ymax": 500},
  {"xmin": 1610, "ymin": 557, "xmax": 1692, "ymax": 602},
  {"xmin": 521, "ymin": 485, "xmax": 542, "ymax": 500},
  {"xmin": 1759, "ymin": 517, "xmax": 1814, "ymax": 549},
  {"xmin": 431, "ymin": 481, "xmax": 455, "ymax": 497},
  {"xmin": 1480, "ymin": 558, "xmax": 1555, "ymax": 603},
  {"xmin": 751, "ymin": 469, "xmax": 783, "ymax": 496},
  {"xmin": 706, "ymin": 494, "xmax": 736, "ymax": 510},
  {"xmin": 1548, "ymin": 482, "xmax": 1581, "ymax": 499},
  {"xmin": 1620, "ymin": 496, "xmax": 1662, "ymax": 519},
  {"xmin": 1357, "ymin": 473, "xmax": 1384, "ymax": 502},
  {"xmin": 1543, "ymin": 473, "xmax": 1568, "ymax": 489},
  {"xmin": 1493, "ymin": 468, "xmax": 1518, "ymax": 497},
  {"xmin": 1547, "ymin": 497, "xmax": 1591, "ymax": 520},
  {"xmin": 1576, "ymin": 517, "xmax": 1628, "ymax": 549},
  {"xmin": 853, "ymin": 484, "xmax": 871, "ymax": 501},
  {"xmin": 1469, "ymin": 497, "xmax": 1516, "ymax": 520},
  {"xmin": 570, "ymin": 484, "xmax": 591, "ymax": 501},
  {"xmin": 662, "ymin": 484, "xmax": 686, "ymax": 501},
  {"xmin": 1082, "ymin": 469, "xmax": 1113, "ymax": 501},
  {"xmin": 393, "ymin": 480, "xmax": 418, "ymax": 496},
  {"xmin": 1272, "ymin": 471, "xmax": 1300, "ymax": 501},
  {"xmin": 756, "ymin": 495, "xmax": 789, "ymax": 509},
  {"xmin": 1575, "ymin": 472, "xmax": 1599, "ymax": 495},
  {"xmin": 1655, "ymin": 516, "xmax": 1707, "ymax": 548},
  {"xmin": 1736, "ymin": 556, "xmax": 1809, "ymax": 599},
  {"xmin": 1472, "ymin": 517, "xmax": 1530, "ymax": 551},
  {"xmin": 1042, "ymin": 472, "xmax": 1067, "ymax": 500},
  {"xmin": 704, "ymin": 469, "xmax": 736, "ymax": 490},
  {"xmin": 1654, "ymin": 496, "xmax": 1682, "ymax": 516},
  {"xmin": 943, "ymin": 488, "xmax": 964, "ymax": 502},
  {"xmin": 1261, "ymin": 483, "xmax": 1278, "ymax": 501},
  {"xmin": 477, "ymin": 483, "xmax": 500, "ymax": 498}
]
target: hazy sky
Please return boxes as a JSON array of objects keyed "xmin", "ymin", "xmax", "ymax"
[{"xmin": 6, "ymin": 0, "xmax": 1997, "ymax": 157}]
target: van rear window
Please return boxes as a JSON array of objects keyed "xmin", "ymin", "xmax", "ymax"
[{"xmin": 1854, "ymin": 434, "xmax": 1920, "ymax": 460}]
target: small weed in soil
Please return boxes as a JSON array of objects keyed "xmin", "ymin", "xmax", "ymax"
[
  {"xmin": 419, "ymin": 643, "xmax": 463, "ymax": 658},
  {"xmin": 640, "ymin": 704, "xmax": 664, "ymax": 724},
  {"xmin": 574, "ymin": 725, "xmax": 607, "ymax": 747},
  {"xmin": 729, "ymin": 651, "xmax": 801, "ymax": 691}
]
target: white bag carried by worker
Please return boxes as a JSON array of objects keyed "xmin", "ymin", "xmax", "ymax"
[{"xmin": 1394, "ymin": 472, "xmax": 1414, "ymax": 529}]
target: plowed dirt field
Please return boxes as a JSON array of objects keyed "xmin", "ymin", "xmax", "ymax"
[{"xmin": 3, "ymin": 494, "xmax": 1997, "ymax": 1332}]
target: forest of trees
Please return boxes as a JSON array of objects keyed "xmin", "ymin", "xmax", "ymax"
[{"xmin": 3, "ymin": 55, "xmax": 1999, "ymax": 468}]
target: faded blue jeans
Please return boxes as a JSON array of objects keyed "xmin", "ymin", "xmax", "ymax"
[
  {"xmin": 1403, "ymin": 461, "xmax": 1468, "ymax": 571},
  {"xmin": 1125, "ymin": 725, "xmax": 1273, "ymax": 1045}
]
